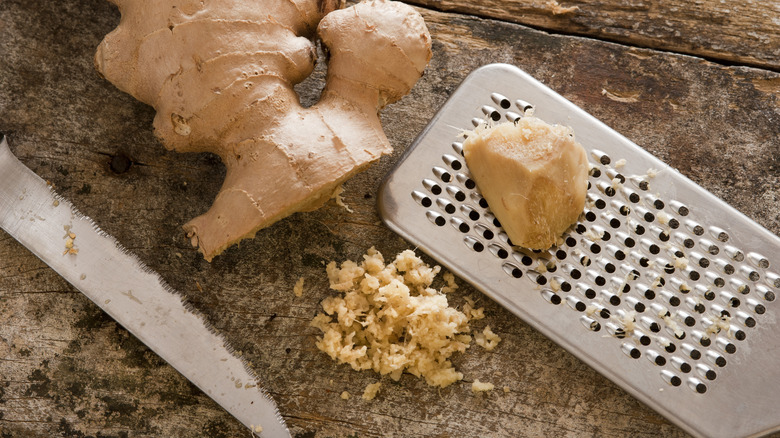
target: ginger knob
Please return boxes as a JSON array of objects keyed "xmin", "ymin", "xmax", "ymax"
[{"xmin": 462, "ymin": 117, "xmax": 589, "ymax": 250}]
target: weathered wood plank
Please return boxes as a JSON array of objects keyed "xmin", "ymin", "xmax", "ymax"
[
  {"xmin": 403, "ymin": 0, "xmax": 780, "ymax": 71},
  {"xmin": 1, "ymin": 0, "xmax": 779, "ymax": 437}
]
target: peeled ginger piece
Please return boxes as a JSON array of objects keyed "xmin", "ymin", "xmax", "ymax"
[{"xmin": 462, "ymin": 117, "xmax": 588, "ymax": 250}]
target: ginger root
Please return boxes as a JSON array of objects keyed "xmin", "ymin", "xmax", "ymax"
[
  {"xmin": 463, "ymin": 117, "xmax": 588, "ymax": 250},
  {"xmin": 95, "ymin": 0, "xmax": 432, "ymax": 260}
]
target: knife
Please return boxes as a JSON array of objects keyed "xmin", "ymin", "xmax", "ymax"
[{"xmin": 0, "ymin": 134, "xmax": 290, "ymax": 438}]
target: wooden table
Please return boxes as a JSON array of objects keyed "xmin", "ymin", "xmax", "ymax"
[{"xmin": 1, "ymin": 0, "xmax": 778, "ymax": 436}]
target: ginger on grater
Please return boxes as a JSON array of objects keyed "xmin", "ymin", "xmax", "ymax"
[{"xmin": 463, "ymin": 117, "xmax": 588, "ymax": 250}]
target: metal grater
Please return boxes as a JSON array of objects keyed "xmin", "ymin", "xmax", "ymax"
[{"xmin": 378, "ymin": 63, "xmax": 780, "ymax": 438}]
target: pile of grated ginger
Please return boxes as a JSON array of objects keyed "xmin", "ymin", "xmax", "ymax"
[{"xmin": 310, "ymin": 247, "xmax": 500, "ymax": 389}]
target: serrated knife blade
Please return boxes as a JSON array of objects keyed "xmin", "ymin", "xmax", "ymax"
[{"xmin": 0, "ymin": 135, "xmax": 290, "ymax": 438}]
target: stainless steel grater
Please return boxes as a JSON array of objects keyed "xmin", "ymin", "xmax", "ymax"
[{"xmin": 378, "ymin": 63, "xmax": 780, "ymax": 438}]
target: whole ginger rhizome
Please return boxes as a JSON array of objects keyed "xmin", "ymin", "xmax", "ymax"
[{"xmin": 311, "ymin": 248, "xmax": 500, "ymax": 388}]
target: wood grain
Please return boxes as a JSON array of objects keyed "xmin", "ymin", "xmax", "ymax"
[
  {"xmin": 0, "ymin": 0, "xmax": 778, "ymax": 437},
  {"xmin": 403, "ymin": 0, "xmax": 780, "ymax": 71}
]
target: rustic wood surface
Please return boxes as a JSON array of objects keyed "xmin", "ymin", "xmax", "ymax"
[
  {"xmin": 406, "ymin": 0, "xmax": 780, "ymax": 71},
  {"xmin": 0, "ymin": 0, "xmax": 778, "ymax": 437}
]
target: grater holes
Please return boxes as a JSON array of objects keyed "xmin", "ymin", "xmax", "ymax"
[
  {"xmin": 475, "ymin": 224, "xmax": 494, "ymax": 240},
  {"xmin": 628, "ymin": 219, "xmax": 646, "ymax": 235},
  {"xmin": 541, "ymin": 289, "xmax": 561, "ymax": 305},
  {"xmin": 735, "ymin": 311, "xmax": 756, "ymax": 328},
  {"xmin": 432, "ymin": 167, "xmax": 452, "ymax": 183},
  {"xmin": 597, "ymin": 258, "xmax": 616, "ymax": 274},
  {"xmin": 450, "ymin": 217, "xmax": 470, "ymax": 233},
  {"xmin": 631, "ymin": 251, "xmax": 650, "ymax": 268},
  {"xmin": 611, "ymin": 201, "xmax": 631, "ymax": 216},
  {"xmin": 422, "ymin": 178, "xmax": 443, "ymax": 195},
  {"xmin": 627, "ymin": 175, "xmax": 650, "ymax": 191},
  {"xmin": 442, "ymin": 154, "xmax": 462, "ymax": 171},
  {"xmin": 502, "ymin": 263, "xmax": 523, "ymax": 279},
  {"xmin": 709, "ymin": 226, "xmax": 729, "ymax": 243},
  {"xmin": 610, "ymin": 276, "xmax": 630, "ymax": 294},
  {"xmin": 426, "ymin": 211, "xmax": 447, "ymax": 227},
  {"xmin": 461, "ymin": 205, "xmax": 480, "ymax": 221},
  {"xmin": 567, "ymin": 296, "xmax": 588, "ymax": 312},
  {"xmin": 747, "ymin": 252, "xmax": 770, "ymax": 269},
  {"xmin": 596, "ymin": 181, "xmax": 617, "ymax": 197},
  {"xmin": 747, "ymin": 298, "xmax": 765, "ymax": 314},
  {"xmin": 720, "ymin": 290, "xmax": 741, "ymax": 308},
  {"xmin": 623, "ymin": 188, "xmax": 641, "ymax": 204},
  {"xmin": 671, "ymin": 357, "xmax": 692, "ymax": 374},
  {"xmin": 446, "ymin": 185, "xmax": 466, "ymax": 202},
  {"xmin": 564, "ymin": 265, "xmax": 582, "ymax": 280},
  {"xmin": 688, "ymin": 378, "xmax": 708, "ymax": 394},
  {"xmin": 715, "ymin": 337, "xmax": 736, "ymax": 355},
  {"xmin": 464, "ymin": 236, "xmax": 484, "ymax": 252},
  {"xmin": 491, "ymin": 92, "xmax": 511, "ymax": 109},
  {"xmin": 529, "ymin": 270, "xmax": 548, "ymax": 285},
  {"xmin": 640, "ymin": 238, "xmax": 660, "ymax": 255},
  {"xmin": 705, "ymin": 350, "xmax": 727, "ymax": 368},
  {"xmin": 641, "ymin": 316, "xmax": 661, "ymax": 333},
  {"xmin": 681, "ymin": 343, "xmax": 702, "ymax": 360},
  {"xmin": 741, "ymin": 266, "xmax": 761, "ymax": 283},
  {"xmin": 625, "ymin": 296, "xmax": 646, "ymax": 312},
  {"xmin": 646, "ymin": 349, "xmax": 666, "ymax": 366},
  {"xmin": 767, "ymin": 272, "xmax": 780, "ymax": 288},
  {"xmin": 661, "ymin": 370, "xmax": 683, "ymax": 387},
  {"xmin": 489, "ymin": 244, "xmax": 509, "ymax": 259},
  {"xmin": 591, "ymin": 150, "xmax": 611, "ymax": 166},
  {"xmin": 476, "ymin": 195, "xmax": 489, "ymax": 209},
  {"xmin": 506, "ymin": 112, "xmax": 523, "ymax": 123},
  {"xmin": 480, "ymin": 105, "xmax": 501, "ymax": 122},
  {"xmin": 690, "ymin": 252, "xmax": 710, "ymax": 268},
  {"xmin": 724, "ymin": 245, "xmax": 744, "ymax": 262},
  {"xmin": 696, "ymin": 363, "xmax": 718, "ymax": 381},
  {"xmin": 431, "ymin": 91, "xmax": 779, "ymax": 394},
  {"xmin": 580, "ymin": 315, "xmax": 601, "ymax": 332},
  {"xmin": 620, "ymin": 342, "xmax": 642, "ymax": 359},
  {"xmin": 670, "ymin": 200, "xmax": 689, "ymax": 216},
  {"xmin": 412, "ymin": 191, "xmax": 433, "ymax": 208},
  {"xmin": 604, "ymin": 213, "xmax": 622, "ymax": 229},
  {"xmin": 698, "ymin": 238, "xmax": 719, "ymax": 255},
  {"xmin": 515, "ymin": 99, "xmax": 534, "ymax": 113},
  {"xmin": 605, "ymin": 168, "xmax": 625, "ymax": 183},
  {"xmin": 714, "ymin": 259, "xmax": 735, "ymax": 275},
  {"xmin": 451, "ymin": 141, "xmax": 464, "ymax": 156},
  {"xmin": 437, "ymin": 198, "xmax": 456, "ymax": 214},
  {"xmin": 636, "ymin": 206, "xmax": 655, "ymax": 222},
  {"xmin": 457, "ymin": 174, "xmax": 477, "ymax": 190},
  {"xmin": 660, "ymin": 290, "xmax": 680, "ymax": 307},
  {"xmin": 643, "ymin": 193, "xmax": 665, "ymax": 210},
  {"xmin": 471, "ymin": 117, "xmax": 487, "ymax": 127}
]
